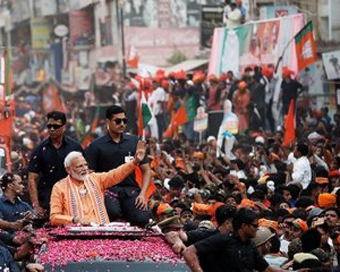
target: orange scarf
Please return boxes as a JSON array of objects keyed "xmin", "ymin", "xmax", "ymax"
[{"xmin": 67, "ymin": 176, "xmax": 109, "ymax": 224}]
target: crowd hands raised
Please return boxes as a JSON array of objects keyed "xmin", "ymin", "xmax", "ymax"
[{"xmin": 3, "ymin": 64, "xmax": 340, "ymax": 271}]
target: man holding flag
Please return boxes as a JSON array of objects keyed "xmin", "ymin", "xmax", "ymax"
[{"xmin": 85, "ymin": 105, "xmax": 152, "ymax": 227}]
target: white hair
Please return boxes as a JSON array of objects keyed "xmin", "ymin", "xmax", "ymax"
[{"xmin": 64, "ymin": 151, "xmax": 83, "ymax": 168}]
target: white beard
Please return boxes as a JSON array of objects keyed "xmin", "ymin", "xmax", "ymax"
[{"xmin": 70, "ymin": 170, "xmax": 88, "ymax": 182}]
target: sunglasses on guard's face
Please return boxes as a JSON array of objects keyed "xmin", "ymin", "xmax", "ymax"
[
  {"xmin": 111, "ymin": 118, "xmax": 128, "ymax": 125},
  {"xmin": 47, "ymin": 124, "xmax": 64, "ymax": 129}
]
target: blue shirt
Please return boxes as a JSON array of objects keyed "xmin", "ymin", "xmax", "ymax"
[
  {"xmin": 0, "ymin": 195, "xmax": 32, "ymax": 223},
  {"xmin": 0, "ymin": 246, "xmax": 20, "ymax": 272}
]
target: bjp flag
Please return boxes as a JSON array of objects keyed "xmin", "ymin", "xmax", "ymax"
[{"xmin": 295, "ymin": 21, "xmax": 317, "ymax": 71}]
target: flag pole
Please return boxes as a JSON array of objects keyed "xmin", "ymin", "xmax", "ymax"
[
  {"xmin": 274, "ymin": 35, "xmax": 295, "ymax": 73},
  {"xmin": 274, "ymin": 20, "xmax": 312, "ymax": 73}
]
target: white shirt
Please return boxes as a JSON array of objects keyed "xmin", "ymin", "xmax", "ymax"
[
  {"xmin": 223, "ymin": 5, "xmax": 231, "ymax": 25},
  {"xmin": 149, "ymin": 87, "xmax": 166, "ymax": 115},
  {"xmin": 291, "ymin": 156, "xmax": 312, "ymax": 189},
  {"xmin": 226, "ymin": 9, "xmax": 242, "ymax": 29}
]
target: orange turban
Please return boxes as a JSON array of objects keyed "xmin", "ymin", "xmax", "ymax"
[
  {"xmin": 318, "ymin": 193, "xmax": 337, "ymax": 208},
  {"xmin": 161, "ymin": 80, "xmax": 169, "ymax": 89},
  {"xmin": 168, "ymin": 72, "xmax": 176, "ymax": 79},
  {"xmin": 262, "ymin": 66, "xmax": 274, "ymax": 78},
  {"xmin": 282, "ymin": 67, "xmax": 293, "ymax": 78},
  {"xmin": 152, "ymin": 75, "xmax": 162, "ymax": 83},
  {"xmin": 175, "ymin": 70, "xmax": 187, "ymax": 80},
  {"xmin": 219, "ymin": 72, "xmax": 228, "ymax": 81},
  {"xmin": 156, "ymin": 69, "xmax": 165, "ymax": 76},
  {"xmin": 238, "ymin": 81, "xmax": 247, "ymax": 90},
  {"xmin": 193, "ymin": 71, "xmax": 205, "ymax": 84},
  {"xmin": 208, "ymin": 74, "xmax": 219, "ymax": 83}
]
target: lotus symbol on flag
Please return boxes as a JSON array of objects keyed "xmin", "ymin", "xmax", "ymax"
[{"xmin": 302, "ymin": 40, "xmax": 313, "ymax": 59}]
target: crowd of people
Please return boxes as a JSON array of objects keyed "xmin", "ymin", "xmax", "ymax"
[{"xmin": 0, "ymin": 61, "xmax": 340, "ymax": 271}]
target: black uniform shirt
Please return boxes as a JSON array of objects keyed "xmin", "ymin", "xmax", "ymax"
[
  {"xmin": 195, "ymin": 232, "xmax": 269, "ymax": 272},
  {"xmin": 85, "ymin": 133, "xmax": 149, "ymax": 187}
]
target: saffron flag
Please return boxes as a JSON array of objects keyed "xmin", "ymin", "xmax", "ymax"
[
  {"xmin": 0, "ymin": 49, "xmax": 14, "ymax": 141},
  {"xmin": 163, "ymin": 96, "xmax": 197, "ymax": 138},
  {"xmin": 42, "ymin": 83, "xmax": 66, "ymax": 113},
  {"xmin": 174, "ymin": 96, "xmax": 197, "ymax": 126},
  {"xmin": 282, "ymin": 100, "xmax": 296, "ymax": 146},
  {"xmin": 135, "ymin": 166, "xmax": 156, "ymax": 200},
  {"xmin": 127, "ymin": 45, "xmax": 140, "ymax": 69},
  {"xmin": 295, "ymin": 21, "xmax": 317, "ymax": 71},
  {"xmin": 138, "ymin": 92, "xmax": 152, "ymax": 136}
]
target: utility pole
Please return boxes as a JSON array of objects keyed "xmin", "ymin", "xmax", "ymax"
[{"xmin": 117, "ymin": 0, "xmax": 126, "ymax": 78}]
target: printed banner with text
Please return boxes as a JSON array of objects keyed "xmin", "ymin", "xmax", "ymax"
[{"xmin": 209, "ymin": 14, "xmax": 304, "ymax": 76}]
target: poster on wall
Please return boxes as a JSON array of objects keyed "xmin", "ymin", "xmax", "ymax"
[
  {"xmin": 124, "ymin": 0, "xmax": 146, "ymax": 27},
  {"xmin": 11, "ymin": 0, "xmax": 31, "ymax": 23},
  {"xmin": 201, "ymin": 5, "xmax": 223, "ymax": 48},
  {"xmin": 158, "ymin": 0, "xmax": 171, "ymax": 28},
  {"xmin": 260, "ymin": 5, "xmax": 298, "ymax": 20},
  {"xmin": 30, "ymin": 18, "xmax": 52, "ymax": 49},
  {"xmin": 297, "ymin": 60, "xmax": 330, "ymax": 109},
  {"xmin": 143, "ymin": 0, "xmax": 158, "ymax": 27},
  {"xmin": 171, "ymin": 0, "xmax": 187, "ymax": 28},
  {"xmin": 39, "ymin": 0, "xmax": 58, "ymax": 16},
  {"xmin": 187, "ymin": 0, "xmax": 200, "ymax": 27},
  {"xmin": 322, "ymin": 50, "xmax": 340, "ymax": 80}
]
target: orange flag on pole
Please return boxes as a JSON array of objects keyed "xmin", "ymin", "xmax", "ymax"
[
  {"xmin": 282, "ymin": 100, "xmax": 296, "ymax": 146},
  {"xmin": 295, "ymin": 21, "xmax": 317, "ymax": 71}
]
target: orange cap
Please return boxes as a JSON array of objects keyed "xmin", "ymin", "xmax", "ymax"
[
  {"xmin": 292, "ymin": 219, "xmax": 308, "ymax": 232},
  {"xmin": 258, "ymin": 218, "xmax": 279, "ymax": 232},
  {"xmin": 315, "ymin": 177, "xmax": 329, "ymax": 185},
  {"xmin": 157, "ymin": 203, "xmax": 174, "ymax": 215}
]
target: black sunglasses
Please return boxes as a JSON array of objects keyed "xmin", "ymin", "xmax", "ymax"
[
  {"xmin": 47, "ymin": 124, "xmax": 64, "ymax": 129},
  {"xmin": 112, "ymin": 118, "xmax": 128, "ymax": 125}
]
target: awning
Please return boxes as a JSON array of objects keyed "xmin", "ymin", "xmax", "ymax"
[{"xmin": 164, "ymin": 59, "xmax": 208, "ymax": 74}]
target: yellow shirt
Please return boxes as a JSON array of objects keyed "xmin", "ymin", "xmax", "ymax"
[{"xmin": 50, "ymin": 161, "xmax": 136, "ymax": 226}]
